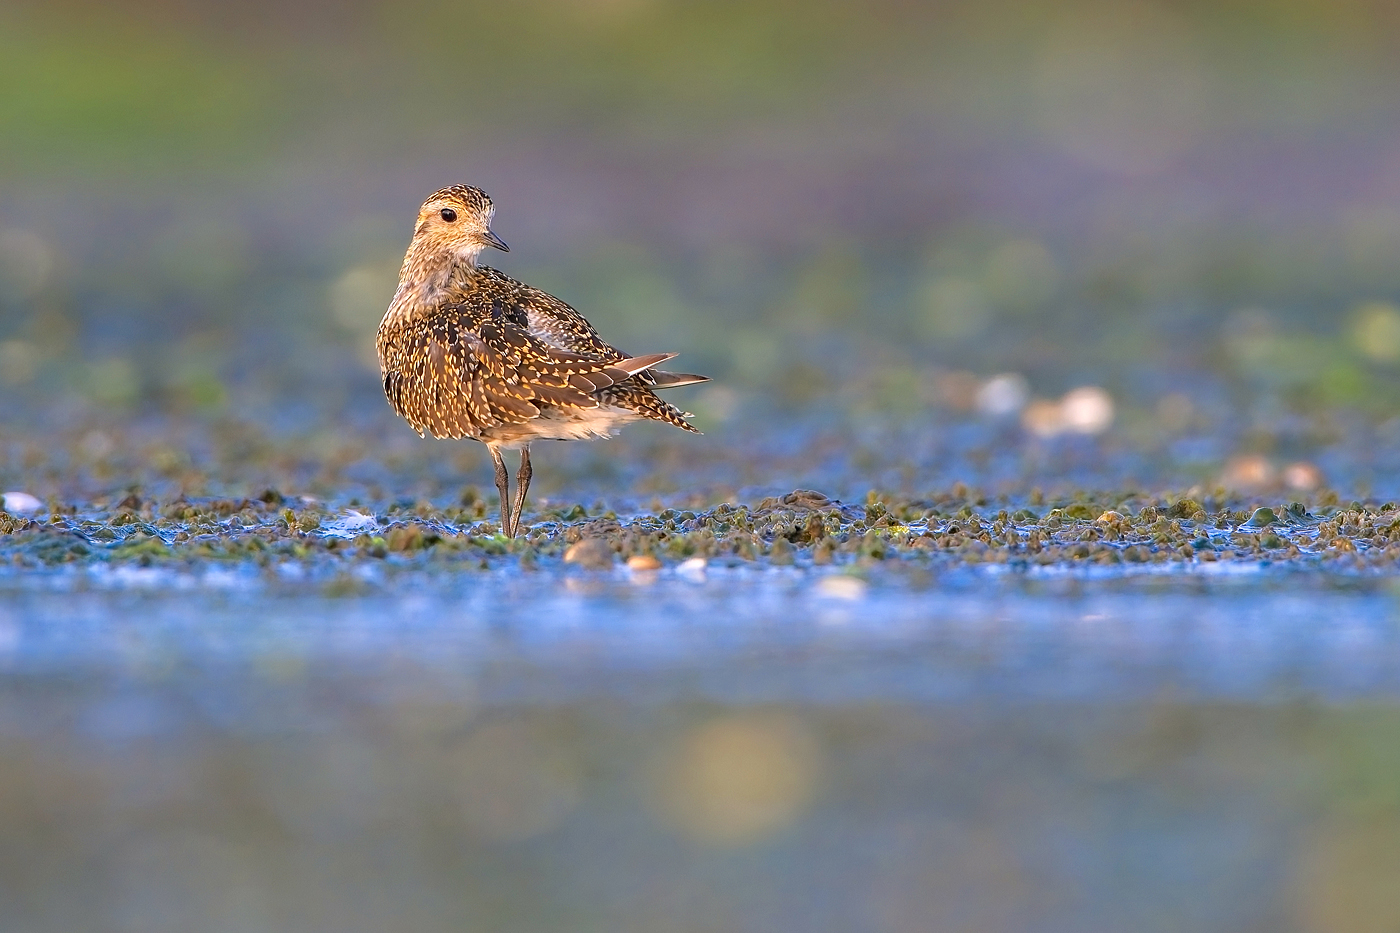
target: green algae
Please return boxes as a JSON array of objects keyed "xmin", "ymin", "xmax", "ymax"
[
  {"xmin": 4, "ymin": 481, "xmax": 1400, "ymax": 583},
  {"xmin": 1243, "ymin": 507, "xmax": 1279, "ymax": 528}
]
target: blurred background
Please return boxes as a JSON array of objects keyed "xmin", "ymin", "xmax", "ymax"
[
  {"xmin": 7, "ymin": 2, "xmax": 1400, "ymax": 931},
  {"xmin": 4, "ymin": 0, "xmax": 1400, "ymax": 495}
]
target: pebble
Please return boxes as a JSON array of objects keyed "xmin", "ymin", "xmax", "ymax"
[
  {"xmin": 2, "ymin": 492, "xmax": 43, "ymax": 514},
  {"xmin": 563, "ymin": 537, "xmax": 614, "ymax": 569}
]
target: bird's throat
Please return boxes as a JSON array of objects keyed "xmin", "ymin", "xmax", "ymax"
[{"xmin": 383, "ymin": 243, "xmax": 479, "ymax": 328}]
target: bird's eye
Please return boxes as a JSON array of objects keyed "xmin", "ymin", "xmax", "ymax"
[{"xmin": 440, "ymin": 208, "xmax": 458, "ymax": 222}]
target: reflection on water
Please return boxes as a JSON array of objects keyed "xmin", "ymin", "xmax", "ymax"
[{"xmin": 2, "ymin": 579, "xmax": 1400, "ymax": 931}]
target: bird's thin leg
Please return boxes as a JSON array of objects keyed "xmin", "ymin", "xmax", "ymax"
[
  {"xmin": 509, "ymin": 446, "xmax": 532, "ymax": 539},
  {"xmin": 489, "ymin": 445, "xmax": 512, "ymax": 536}
]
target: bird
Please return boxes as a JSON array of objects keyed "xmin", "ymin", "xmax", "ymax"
[{"xmin": 376, "ymin": 184, "xmax": 709, "ymax": 538}]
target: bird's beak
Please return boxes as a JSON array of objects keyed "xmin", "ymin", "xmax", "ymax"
[{"xmin": 481, "ymin": 229, "xmax": 509, "ymax": 252}]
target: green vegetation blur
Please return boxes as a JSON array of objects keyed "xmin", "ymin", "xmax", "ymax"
[{"xmin": 3, "ymin": 0, "xmax": 1400, "ymax": 429}]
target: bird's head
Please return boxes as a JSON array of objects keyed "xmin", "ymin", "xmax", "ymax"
[{"xmin": 412, "ymin": 184, "xmax": 509, "ymax": 266}]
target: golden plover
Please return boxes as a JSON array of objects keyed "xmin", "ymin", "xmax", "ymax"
[{"xmin": 377, "ymin": 184, "xmax": 709, "ymax": 537}]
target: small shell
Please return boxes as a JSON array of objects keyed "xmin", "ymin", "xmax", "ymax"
[{"xmin": 563, "ymin": 537, "xmax": 614, "ymax": 569}]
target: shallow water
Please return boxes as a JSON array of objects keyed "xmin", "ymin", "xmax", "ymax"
[
  {"xmin": 3, "ymin": 570, "xmax": 1400, "ymax": 933},
  {"xmin": 2, "ymin": 570, "xmax": 1399, "ymax": 700}
]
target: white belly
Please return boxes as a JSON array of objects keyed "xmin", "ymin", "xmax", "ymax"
[{"xmin": 482, "ymin": 405, "xmax": 642, "ymax": 448}]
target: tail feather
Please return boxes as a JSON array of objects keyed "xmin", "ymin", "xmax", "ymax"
[
  {"xmin": 599, "ymin": 384, "xmax": 702, "ymax": 434},
  {"xmin": 613, "ymin": 352, "xmax": 678, "ymax": 376},
  {"xmin": 644, "ymin": 370, "xmax": 711, "ymax": 389}
]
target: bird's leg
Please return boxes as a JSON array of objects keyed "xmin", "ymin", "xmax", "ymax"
[
  {"xmin": 489, "ymin": 445, "xmax": 512, "ymax": 536},
  {"xmin": 509, "ymin": 446, "xmax": 532, "ymax": 539}
]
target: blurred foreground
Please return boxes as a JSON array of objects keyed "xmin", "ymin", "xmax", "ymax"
[{"xmin": 4, "ymin": 579, "xmax": 1400, "ymax": 932}]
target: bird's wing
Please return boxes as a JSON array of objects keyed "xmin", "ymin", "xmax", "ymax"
[
  {"xmin": 379, "ymin": 303, "xmax": 675, "ymax": 440},
  {"xmin": 474, "ymin": 268, "xmax": 708, "ymax": 391},
  {"xmin": 478, "ymin": 267, "xmax": 625, "ymax": 359}
]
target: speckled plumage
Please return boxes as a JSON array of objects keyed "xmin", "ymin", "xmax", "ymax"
[{"xmin": 376, "ymin": 185, "xmax": 709, "ymax": 536}]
